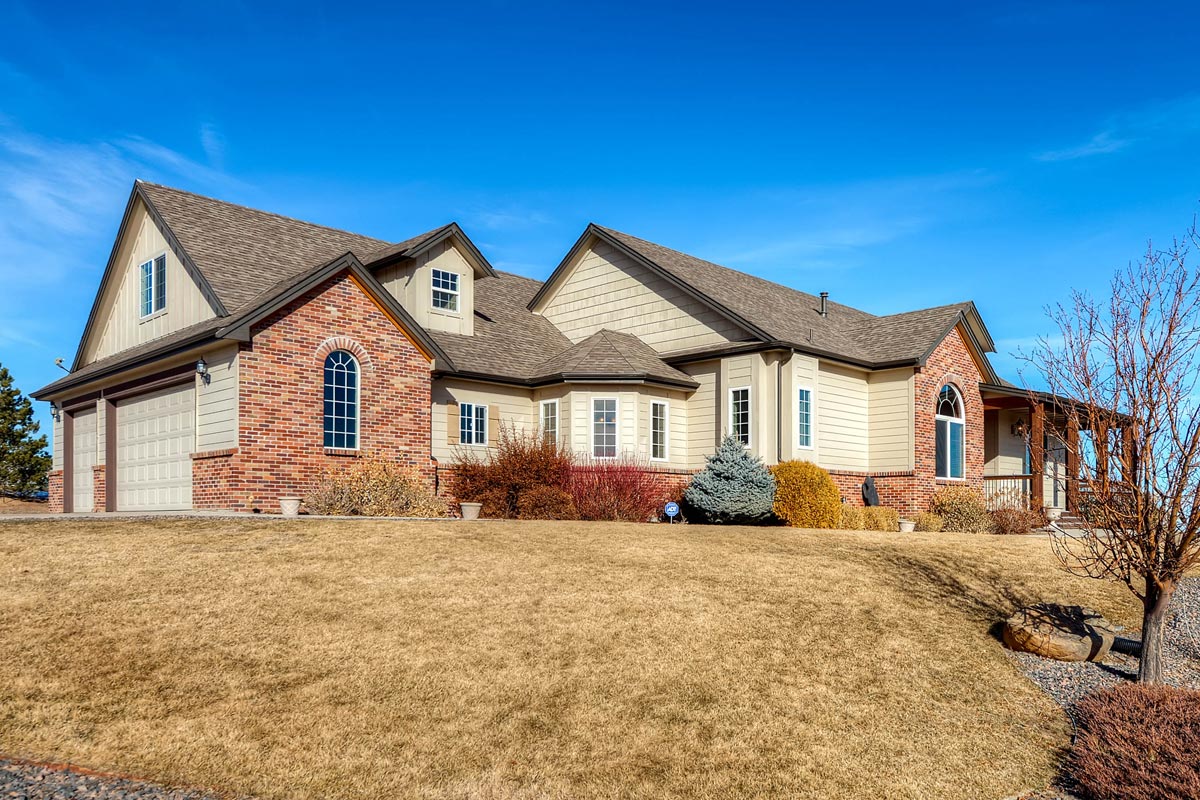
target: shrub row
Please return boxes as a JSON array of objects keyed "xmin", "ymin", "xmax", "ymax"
[{"xmin": 305, "ymin": 454, "xmax": 448, "ymax": 517}]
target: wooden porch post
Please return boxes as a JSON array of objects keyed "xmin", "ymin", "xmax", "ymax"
[
  {"xmin": 1065, "ymin": 419, "xmax": 1080, "ymax": 512},
  {"xmin": 1121, "ymin": 424, "xmax": 1137, "ymax": 481},
  {"xmin": 1030, "ymin": 402, "xmax": 1045, "ymax": 511}
]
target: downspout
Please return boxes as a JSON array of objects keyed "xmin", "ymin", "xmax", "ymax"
[{"xmin": 777, "ymin": 355, "xmax": 784, "ymax": 464}]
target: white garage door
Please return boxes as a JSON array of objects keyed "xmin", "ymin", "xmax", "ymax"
[
  {"xmin": 71, "ymin": 407, "xmax": 97, "ymax": 513},
  {"xmin": 116, "ymin": 383, "xmax": 195, "ymax": 511}
]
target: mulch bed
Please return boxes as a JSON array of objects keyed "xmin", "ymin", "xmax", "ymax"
[{"xmin": 0, "ymin": 758, "xmax": 245, "ymax": 800}]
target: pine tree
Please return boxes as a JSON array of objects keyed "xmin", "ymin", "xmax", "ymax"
[
  {"xmin": 683, "ymin": 434, "xmax": 776, "ymax": 524},
  {"xmin": 0, "ymin": 364, "xmax": 51, "ymax": 495}
]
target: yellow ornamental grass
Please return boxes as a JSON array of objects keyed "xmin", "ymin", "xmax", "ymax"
[{"xmin": 771, "ymin": 460, "xmax": 841, "ymax": 529}]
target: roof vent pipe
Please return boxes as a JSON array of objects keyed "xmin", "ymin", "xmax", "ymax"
[{"xmin": 819, "ymin": 291, "xmax": 829, "ymax": 318}]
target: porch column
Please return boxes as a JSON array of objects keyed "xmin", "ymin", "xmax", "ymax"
[
  {"xmin": 1065, "ymin": 419, "xmax": 1079, "ymax": 512},
  {"xmin": 1030, "ymin": 401, "xmax": 1045, "ymax": 510}
]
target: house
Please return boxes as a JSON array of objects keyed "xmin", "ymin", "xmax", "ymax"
[{"xmin": 34, "ymin": 182, "xmax": 1080, "ymax": 516}]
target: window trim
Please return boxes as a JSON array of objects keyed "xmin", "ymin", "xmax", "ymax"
[
  {"xmin": 138, "ymin": 252, "xmax": 168, "ymax": 320},
  {"xmin": 459, "ymin": 402, "xmax": 488, "ymax": 446},
  {"xmin": 728, "ymin": 386, "xmax": 751, "ymax": 448},
  {"xmin": 650, "ymin": 400, "xmax": 669, "ymax": 462},
  {"xmin": 590, "ymin": 397, "xmax": 619, "ymax": 460},
  {"xmin": 935, "ymin": 384, "xmax": 966, "ymax": 481},
  {"xmin": 796, "ymin": 385, "xmax": 815, "ymax": 450},
  {"xmin": 431, "ymin": 269, "xmax": 461, "ymax": 313},
  {"xmin": 540, "ymin": 399, "xmax": 559, "ymax": 446},
  {"xmin": 322, "ymin": 350, "xmax": 360, "ymax": 451}
]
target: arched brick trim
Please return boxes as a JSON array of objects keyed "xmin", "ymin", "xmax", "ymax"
[
  {"xmin": 931, "ymin": 373, "xmax": 970, "ymax": 409},
  {"xmin": 314, "ymin": 336, "xmax": 374, "ymax": 372}
]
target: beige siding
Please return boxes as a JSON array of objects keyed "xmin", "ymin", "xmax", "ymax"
[
  {"xmin": 539, "ymin": 238, "xmax": 747, "ymax": 352},
  {"xmin": 985, "ymin": 409, "xmax": 1028, "ymax": 476},
  {"xmin": 82, "ymin": 200, "xmax": 220, "ymax": 365},
  {"xmin": 52, "ymin": 412, "xmax": 63, "ymax": 470},
  {"xmin": 682, "ymin": 360, "xmax": 719, "ymax": 469},
  {"xmin": 564, "ymin": 387, "xmax": 638, "ymax": 460},
  {"xmin": 816, "ymin": 362, "xmax": 869, "ymax": 471},
  {"xmin": 377, "ymin": 239, "xmax": 475, "ymax": 336},
  {"xmin": 195, "ymin": 344, "xmax": 239, "ymax": 452},
  {"xmin": 432, "ymin": 378, "xmax": 532, "ymax": 462},
  {"xmin": 533, "ymin": 386, "xmax": 571, "ymax": 447},
  {"xmin": 635, "ymin": 389, "xmax": 689, "ymax": 469},
  {"xmin": 780, "ymin": 354, "xmax": 819, "ymax": 464},
  {"xmin": 867, "ymin": 368, "xmax": 914, "ymax": 471}
]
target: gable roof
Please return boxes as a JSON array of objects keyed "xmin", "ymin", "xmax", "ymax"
[
  {"xmin": 531, "ymin": 223, "xmax": 997, "ymax": 376},
  {"xmin": 530, "ymin": 329, "xmax": 698, "ymax": 388}
]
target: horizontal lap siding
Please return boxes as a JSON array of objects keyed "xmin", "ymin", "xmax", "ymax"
[
  {"xmin": 432, "ymin": 379, "xmax": 533, "ymax": 462},
  {"xmin": 867, "ymin": 368, "xmax": 913, "ymax": 471},
  {"xmin": 196, "ymin": 345, "xmax": 239, "ymax": 452},
  {"xmin": 817, "ymin": 362, "xmax": 869, "ymax": 471},
  {"xmin": 377, "ymin": 240, "xmax": 475, "ymax": 336},
  {"xmin": 683, "ymin": 361, "xmax": 719, "ymax": 469},
  {"xmin": 542, "ymin": 240, "xmax": 745, "ymax": 351}
]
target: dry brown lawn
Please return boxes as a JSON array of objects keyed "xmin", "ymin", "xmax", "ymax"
[
  {"xmin": 0, "ymin": 496, "xmax": 49, "ymax": 514},
  {"xmin": 0, "ymin": 519, "xmax": 1140, "ymax": 799}
]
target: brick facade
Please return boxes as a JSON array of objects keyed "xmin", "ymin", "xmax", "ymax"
[
  {"xmin": 92, "ymin": 465, "xmax": 106, "ymax": 513},
  {"xmin": 48, "ymin": 470, "xmax": 63, "ymax": 513},
  {"xmin": 190, "ymin": 271, "xmax": 434, "ymax": 512}
]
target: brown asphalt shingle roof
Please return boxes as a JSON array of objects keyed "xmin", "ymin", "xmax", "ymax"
[
  {"xmin": 594, "ymin": 226, "xmax": 987, "ymax": 367},
  {"xmin": 531, "ymin": 329, "xmax": 698, "ymax": 387}
]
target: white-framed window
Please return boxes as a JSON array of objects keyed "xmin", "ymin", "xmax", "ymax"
[
  {"xmin": 935, "ymin": 384, "xmax": 965, "ymax": 479},
  {"xmin": 650, "ymin": 400, "xmax": 668, "ymax": 461},
  {"xmin": 797, "ymin": 387, "xmax": 813, "ymax": 449},
  {"xmin": 431, "ymin": 269, "xmax": 460, "ymax": 312},
  {"xmin": 323, "ymin": 350, "xmax": 359, "ymax": 449},
  {"xmin": 729, "ymin": 387, "xmax": 751, "ymax": 447},
  {"xmin": 459, "ymin": 402, "xmax": 487, "ymax": 445},
  {"xmin": 592, "ymin": 398, "xmax": 618, "ymax": 458},
  {"xmin": 139, "ymin": 254, "xmax": 167, "ymax": 318},
  {"xmin": 541, "ymin": 399, "xmax": 558, "ymax": 445}
]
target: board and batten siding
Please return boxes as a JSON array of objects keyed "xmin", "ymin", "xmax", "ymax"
[
  {"xmin": 376, "ymin": 239, "xmax": 475, "ymax": 336},
  {"xmin": 539, "ymin": 238, "xmax": 747, "ymax": 352},
  {"xmin": 867, "ymin": 368, "xmax": 914, "ymax": 471},
  {"xmin": 816, "ymin": 362, "xmax": 870, "ymax": 471},
  {"xmin": 195, "ymin": 345, "xmax": 239, "ymax": 452},
  {"xmin": 82, "ymin": 200, "xmax": 221, "ymax": 365},
  {"xmin": 432, "ymin": 378, "xmax": 533, "ymax": 462}
]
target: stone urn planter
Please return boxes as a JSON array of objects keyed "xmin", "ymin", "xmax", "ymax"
[
  {"xmin": 459, "ymin": 501, "xmax": 482, "ymax": 520},
  {"xmin": 898, "ymin": 519, "xmax": 916, "ymax": 533},
  {"xmin": 279, "ymin": 497, "xmax": 303, "ymax": 517},
  {"xmin": 1003, "ymin": 603, "xmax": 1118, "ymax": 662}
]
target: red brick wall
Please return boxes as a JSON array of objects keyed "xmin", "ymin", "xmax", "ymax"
[
  {"xmin": 192, "ymin": 271, "xmax": 434, "ymax": 512},
  {"xmin": 92, "ymin": 465, "xmax": 106, "ymax": 513},
  {"xmin": 48, "ymin": 470, "xmax": 63, "ymax": 513}
]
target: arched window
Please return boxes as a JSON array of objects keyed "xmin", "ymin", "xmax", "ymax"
[
  {"xmin": 323, "ymin": 351, "xmax": 359, "ymax": 449},
  {"xmin": 935, "ymin": 384, "xmax": 964, "ymax": 479}
]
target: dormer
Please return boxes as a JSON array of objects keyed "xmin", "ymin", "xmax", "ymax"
[{"xmin": 368, "ymin": 223, "xmax": 495, "ymax": 336}]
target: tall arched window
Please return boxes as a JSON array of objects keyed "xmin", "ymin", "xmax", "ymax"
[
  {"xmin": 323, "ymin": 350, "xmax": 359, "ymax": 449},
  {"xmin": 935, "ymin": 384, "xmax": 964, "ymax": 479}
]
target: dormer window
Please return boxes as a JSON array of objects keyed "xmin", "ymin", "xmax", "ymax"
[
  {"xmin": 140, "ymin": 254, "xmax": 167, "ymax": 318},
  {"xmin": 431, "ymin": 269, "xmax": 459, "ymax": 312}
]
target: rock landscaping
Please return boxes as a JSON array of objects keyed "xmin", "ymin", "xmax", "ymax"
[
  {"xmin": 1003, "ymin": 604, "xmax": 1118, "ymax": 662},
  {"xmin": 0, "ymin": 758, "xmax": 240, "ymax": 800}
]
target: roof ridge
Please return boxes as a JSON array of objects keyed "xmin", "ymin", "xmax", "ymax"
[
  {"xmin": 594, "ymin": 328, "xmax": 643, "ymax": 373},
  {"xmin": 136, "ymin": 180, "xmax": 390, "ymax": 246}
]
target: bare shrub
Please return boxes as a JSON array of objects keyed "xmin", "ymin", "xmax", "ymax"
[
  {"xmin": 517, "ymin": 485, "xmax": 579, "ymax": 520},
  {"xmin": 861, "ymin": 506, "xmax": 900, "ymax": 532},
  {"xmin": 930, "ymin": 486, "xmax": 994, "ymax": 533},
  {"xmin": 914, "ymin": 511, "xmax": 944, "ymax": 532},
  {"xmin": 989, "ymin": 507, "xmax": 1044, "ymax": 535},
  {"xmin": 305, "ymin": 454, "xmax": 446, "ymax": 517},
  {"xmin": 453, "ymin": 425, "xmax": 574, "ymax": 519},
  {"xmin": 570, "ymin": 457, "xmax": 667, "ymax": 522}
]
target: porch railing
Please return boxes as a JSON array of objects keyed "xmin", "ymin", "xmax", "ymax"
[{"xmin": 983, "ymin": 475, "xmax": 1033, "ymax": 511}]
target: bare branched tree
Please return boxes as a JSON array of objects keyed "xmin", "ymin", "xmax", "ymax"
[{"xmin": 1026, "ymin": 223, "xmax": 1200, "ymax": 684}]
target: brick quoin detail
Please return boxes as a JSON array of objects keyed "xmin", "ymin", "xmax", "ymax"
[
  {"xmin": 192, "ymin": 272, "xmax": 434, "ymax": 512},
  {"xmin": 91, "ymin": 465, "xmax": 106, "ymax": 513},
  {"xmin": 48, "ymin": 470, "xmax": 63, "ymax": 513}
]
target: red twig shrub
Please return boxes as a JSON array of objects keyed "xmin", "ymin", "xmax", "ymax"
[
  {"xmin": 569, "ymin": 457, "xmax": 667, "ymax": 522},
  {"xmin": 1067, "ymin": 684, "xmax": 1200, "ymax": 800},
  {"xmin": 517, "ymin": 485, "xmax": 579, "ymax": 520},
  {"xmin": 989, "ymin": 507, "xmax": 1044, "ymax": 535},
  {"xmin": 453, "ymin": 425, "xmax": 574, "ymax": 518}
]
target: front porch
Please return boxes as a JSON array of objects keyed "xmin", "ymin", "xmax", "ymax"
[{"xmin": 979, "ymin": 383, "xmax": 1130, "ymax": 514}]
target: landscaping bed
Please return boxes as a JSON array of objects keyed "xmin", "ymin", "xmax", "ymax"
[{"xmin": 0, "ymin": 518, "xmax": 1141, "ymax": 799}]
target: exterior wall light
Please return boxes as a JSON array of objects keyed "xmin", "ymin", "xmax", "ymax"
[{"xmin": 196, "ymin": 358, "xmax": 210, "ymax": 385}]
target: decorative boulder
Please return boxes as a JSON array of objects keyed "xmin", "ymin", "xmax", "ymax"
[{"xmin": 1003, "ymin": 604, "xmax": 1118, "ymax": 662}]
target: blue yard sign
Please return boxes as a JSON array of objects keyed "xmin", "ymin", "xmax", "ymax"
[{"xmin": 664, "ymin": 501, "xmax": 680, "ymax": 521}]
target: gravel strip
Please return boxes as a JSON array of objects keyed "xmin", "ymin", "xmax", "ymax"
[
  {"xmin": 1007, "ymin": 577, "xmax": 1200, "ymax": 714},
  {"xmin": 0, "ymin": 758, "xmax": 244, "ymax": 800}
]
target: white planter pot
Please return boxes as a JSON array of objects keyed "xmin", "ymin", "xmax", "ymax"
[
  {"xmin": 279, "ymin": 497, "xmax": 303, "ymax": 517},
  {"xmin": 460, "ymin": 502, "xmax": 482, "ymax": 520},
  {"xmin": 899, "ymin": 519, "xmax": 916, "ymax": 533}
]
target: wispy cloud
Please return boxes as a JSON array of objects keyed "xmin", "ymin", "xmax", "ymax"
[
  {"xmin": 1035, "ymin": 94, "xmax": 1200, "ymax": 162},
  {"xmin": 463, "ymin": 206, "xmax": 552, "ymax": 232},
  {"xmin": 199, "ymin": 122, "xmax": 227, "ymax": 170}
]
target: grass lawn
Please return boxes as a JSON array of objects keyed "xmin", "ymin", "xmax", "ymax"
[{"xmin": 0, "ymin": 519, "xmax": 1140, "ymax": 799}]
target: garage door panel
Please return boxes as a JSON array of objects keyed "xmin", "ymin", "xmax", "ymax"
[
  {"xmin": 71, "ymin": 408, "xmax": 97, "ymax": 512},
  {"xmin": 116, "ymin": 383, "xmax": 194, "ymax": 511}
]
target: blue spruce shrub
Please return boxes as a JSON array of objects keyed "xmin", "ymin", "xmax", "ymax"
[{"xmin": 683, "ymin": 434, "xmax": 777, "ymax": 524}]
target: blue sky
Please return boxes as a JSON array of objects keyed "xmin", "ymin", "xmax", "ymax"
[{"xmin": 2, "ymin": 1, "xmax": 1200, "ymax": 436}]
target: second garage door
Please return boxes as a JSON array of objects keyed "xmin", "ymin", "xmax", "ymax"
[{"xmin": 116, "ymin": 383, "xmax": 195, "ymax": 511}]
